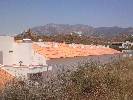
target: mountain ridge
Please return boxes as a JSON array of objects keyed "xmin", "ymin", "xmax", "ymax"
[{"xmin": 29, "ymin": 24, "xmax": 133, "ymax": 37}]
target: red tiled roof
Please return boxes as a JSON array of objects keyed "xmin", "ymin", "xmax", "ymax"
[
  {"xmin": 0, "ymin": 68, "xmax": 13, "ymax": 89},
  {"xmin": 32, "ymin": 42, "xmax": 121, "ymax": 59}
]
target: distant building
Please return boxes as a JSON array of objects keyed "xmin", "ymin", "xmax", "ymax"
[
  {"xmin": 38, "ymin": 39, "xmax": 43, "ymax": 42},
  {"xmin": 111, "ymin": 41, "xmax": 133, "ymax": 50},
  {"xmin": 71, "ymin": 31, "xmax": 83, "ymax": 36},
  {"xmin": 122, "ymin": 50, "xmax": 133, "ymax": 57},
  {"xmin": 22, "ymin": 38, "xmax": 32, "ymax": 43}
]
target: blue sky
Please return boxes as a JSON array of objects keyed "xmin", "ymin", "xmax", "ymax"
[{"xmin": 0, "ymin": 0, "xmax": 133, "ymax": 34}]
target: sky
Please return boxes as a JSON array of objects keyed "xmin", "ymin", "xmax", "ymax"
[{"xmin": 0, "ymin": 0, "xmax": 133, "ymax": 34}]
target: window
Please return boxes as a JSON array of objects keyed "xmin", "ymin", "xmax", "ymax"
[{"xmin": 9, "ymin": 50, "xmax": 13, "ymax": 53}]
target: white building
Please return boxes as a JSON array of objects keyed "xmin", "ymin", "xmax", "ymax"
[
  {"xmin": 0, "ymin": 36, "xmax": 46, "ymax": 66},
  {"xmin": 0, "ymin": 36, "xmax": 49, "ymax": 80}
]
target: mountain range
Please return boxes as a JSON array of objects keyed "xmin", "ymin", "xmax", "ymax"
[{"xmin": 30, "ymin": 23, "xmax": 133, "ymax": 37}]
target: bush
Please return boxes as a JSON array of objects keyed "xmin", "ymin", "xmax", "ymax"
[{"xmin": 1, "ymin": 57, "xmax": 133, "ymax": 100}]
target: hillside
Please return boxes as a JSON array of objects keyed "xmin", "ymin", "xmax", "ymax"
[{"xmin": 31, "ymin": 24, "xmax": 133, "ymax": 37}]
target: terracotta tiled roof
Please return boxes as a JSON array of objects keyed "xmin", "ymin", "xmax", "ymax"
[
  {"xmin": 0, "ymin": 68, "xmax": 13, "ymax": 89},
  {"xmin": 32, "ymin": 42, "xmax": 121, "ymax": 59}
]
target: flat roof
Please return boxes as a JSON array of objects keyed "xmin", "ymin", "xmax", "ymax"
[{"xmin": 32, "ymin": 42, "xmax": 121, "ymax": 59}]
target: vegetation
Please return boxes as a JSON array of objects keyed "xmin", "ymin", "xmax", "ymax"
[
  {"xmin": 125, "ymin": 35, "xmax": 133, "ymax": 42},
  {"xmin": 15, "ymin": 30, "xmax": 107, "ymax": 45},
  {"xmin": 1, "ymin": 57, "xmax": 133, "ymax": 100}
]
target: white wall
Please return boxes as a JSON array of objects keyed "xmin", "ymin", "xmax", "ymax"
[
  {"xmin": 0, "ymin": 36, "xmax": 14, "ymax": 65},
  {"xmin": 0, "ymin": 36, "xmax": 47, "ymax": 66},
  {"xmin": 1, "ymin": 66, "xmax": 49, "ymax": 79},
  {"xmin": 12, "ymin": 43, "xmax": 33, "ymax": 65}
]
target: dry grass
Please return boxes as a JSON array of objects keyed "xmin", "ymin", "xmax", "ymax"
[{"xmin": 1, "ymin": 57, "xmax": 133, "ymax": 100}]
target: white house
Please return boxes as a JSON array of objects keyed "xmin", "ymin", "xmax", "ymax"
[
  {"xmin": 0, "ymin": 36, "xmax": 49, "ymax": 80},
  {"xmin": 0, "ymin": 36, "xmax": 47, "ymax": 66}
]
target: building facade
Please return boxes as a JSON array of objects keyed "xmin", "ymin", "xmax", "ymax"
[{"xmin": 0, "ymin": 36, "xmax": 46, "ymax": 66}]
